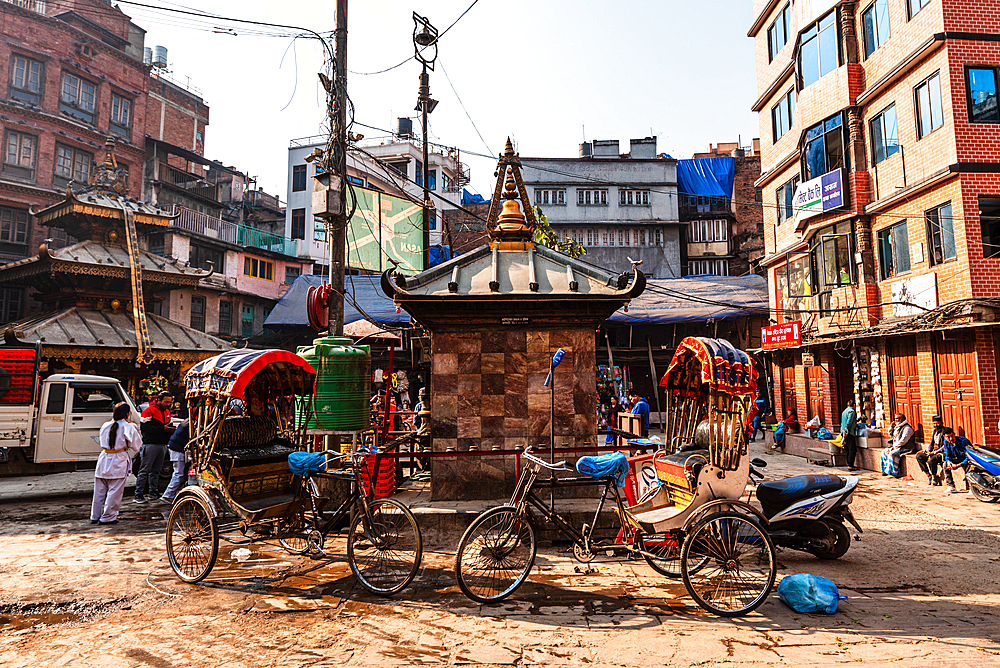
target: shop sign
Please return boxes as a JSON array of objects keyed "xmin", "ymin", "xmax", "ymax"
[
  {"xmin": 793, "ymin": 168, "xmax": 844, "ymax": 223},
  {"xmin": 761, "ymin": 321, "xmax": 802, "ymax": 349},
  {"xmin": 802, "ymin": 351, "xmax": 816, "ymax": 367}
]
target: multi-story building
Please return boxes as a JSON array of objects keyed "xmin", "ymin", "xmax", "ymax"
[
  {"xmin": 285, "ymin": 128, "xmax": 468, "ymax": 275},
  {"xmin": 0, "ymin": 0, "xmax": 150, "ymax": 321},
  {"xmin": 751, "ymin": 0, "xmax": 1000, "ymax": 446},
  {"xmin": 679, "ymin": 140, "xmax": 764, "ymax": 277},
  {"xmin": 520, "ymin": 138, "xmax": 682, "ymax": 278}
]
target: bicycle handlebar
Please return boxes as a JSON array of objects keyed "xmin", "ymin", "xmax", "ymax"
[{"xmin": 521, "ymin": 446, "xmax": 570, "ymax": 471}]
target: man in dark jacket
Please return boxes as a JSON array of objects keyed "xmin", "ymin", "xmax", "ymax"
[
  {"xmin": 916, "ymin": 415, "xmax": 946, "ymax": 485},
  {"xmin": 135, "ymin": 391, "xmax": 175, "ymax": 503},
  {"xmin": 161, "ymin": 420, "xmax": 189, "ymax": 505},
  {"xmin": 939, "ymin": 428, "xmax": 972, "ymax": 495}
]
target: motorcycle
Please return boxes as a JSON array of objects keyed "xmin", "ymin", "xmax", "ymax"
[
  {"xmin": 966, "ymin": 445, "xmax": 1000, "ymax": 503},
  {"xmin": 747, "ymin": 458, "xmax": 863, "ymax": 560}
]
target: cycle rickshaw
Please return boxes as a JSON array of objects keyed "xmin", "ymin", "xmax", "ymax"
[
  {"xmin": 164, "ymin": 349, "xmax": 422, "ymax": 595},
  {"xmin": 454, "ymin": 337, "xmax": 777, "ymax": 616}
]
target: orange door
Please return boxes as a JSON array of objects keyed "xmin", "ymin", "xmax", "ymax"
[
  {"xmin": 806, "ymin": 365, "xmax": 824, "ymax": 425},
  {"xmin": 887, "ymin": 337, "xmax": 923, "ymax": 442},
  {"xmin": 935, "ymin": 338, "xmax": 982, "ymax": 445},
  {"xmin": 779, "ymin": 358, "xmax": 797, "ymax": 416}
]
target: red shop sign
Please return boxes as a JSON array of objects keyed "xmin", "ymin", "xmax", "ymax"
[{"xmin": 761, "ymin": 321, "xmax": 802, "ymax": 349}]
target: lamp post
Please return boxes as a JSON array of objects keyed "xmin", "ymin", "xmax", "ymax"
[
  {"xmin": 413, "ymin": 12, "xmax": 439, "ymax": 272},
  {"xmin": 545, "ymin": 348, "xmax": 566, "ymax": 509}
]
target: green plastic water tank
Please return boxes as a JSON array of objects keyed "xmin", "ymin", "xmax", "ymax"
[{"xmin": 296, "ymin": 336, "xmax": 371, "ymax": 431}]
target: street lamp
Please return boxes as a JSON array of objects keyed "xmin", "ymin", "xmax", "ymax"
[{"xmin": 413, "ymin": 12, "xmax": 439, "ymax": 271}]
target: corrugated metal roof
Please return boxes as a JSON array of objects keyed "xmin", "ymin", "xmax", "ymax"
[{"xmin": 0, "ymin": 240, "xmax": 210, "ymax": 280}]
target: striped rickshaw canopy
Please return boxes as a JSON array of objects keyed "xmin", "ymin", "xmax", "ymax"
[{"xmin": 185, "ymin": 349, "xmax": 316, "ymax": 400}]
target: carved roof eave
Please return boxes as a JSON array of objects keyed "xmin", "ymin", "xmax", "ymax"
[
  {"xmin": 30, "ymin": 191, "xmax": 178, "ymax": 228},
  {"xmin": 0, "ymin": 254, "xmax": 207, "ymax": 286}
]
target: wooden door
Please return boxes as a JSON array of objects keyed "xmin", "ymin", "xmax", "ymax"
[
  {"xmin": 935, "ymin": 338, "xmax": 982, "ymax": 445},
  {"xmin": 834, "ymin": 352, "xmax": 854, "ymax": 417},
  {"xmin": 778, "ymin": 358, "xmax": 797, "ymax": 417},
  {"xmin": 887, "ymin": 337, "xmax": 923, "ymax": 442},
  {"xmin": 806, "ymin": 365, "xmax": 825, "ymax": 425}
]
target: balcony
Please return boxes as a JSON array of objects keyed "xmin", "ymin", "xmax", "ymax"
[
  {"xmin": 679, "ymin": 193, "xmax": 730, "ymax": 217},
  {"xmin": 174, "ymin": 207, "xmax": 298, "ymax": 257}
]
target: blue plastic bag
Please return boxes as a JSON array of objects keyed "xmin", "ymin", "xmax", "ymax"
[
  {"xmin": 816, "ymin": 427, "xmax": 833, "ymax": 440},
  {"xmin": 288, "ymin": 451, "xmax": 327, "ymax": 477},
  {"xmin": 576, "ymin": 452, "xmax": 629, "ymax": 487},
  {"xmin": 778, "ymin": 574, "xmax": 846, "ymax": 614}
]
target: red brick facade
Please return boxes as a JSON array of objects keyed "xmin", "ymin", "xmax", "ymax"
[{"xmin": 752, "ymin": 0, "xmax": 1000, "ymax": 446}]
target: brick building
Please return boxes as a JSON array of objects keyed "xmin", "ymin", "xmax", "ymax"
[
  {"xmin": 0, "ymin": 0, "xmax": 149, "ymax": 321},
  {"xmin": 751, "ymin": 0, "xmax": 1000, "ymax": 447}
]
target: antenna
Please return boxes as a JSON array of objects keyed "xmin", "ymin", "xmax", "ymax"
[{"xmin": 582, "ymin": 125, "xmax": 586, "ymax": 142}]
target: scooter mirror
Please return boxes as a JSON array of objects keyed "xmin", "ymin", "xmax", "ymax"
[{"xmin": 751, "ymin": 458, "xmax": 767, "ymax": 468}]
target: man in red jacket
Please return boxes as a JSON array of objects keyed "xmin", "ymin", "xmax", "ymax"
[{"xmin": 135, "ymin": 391, "xmax": 175, "ymax": 504}]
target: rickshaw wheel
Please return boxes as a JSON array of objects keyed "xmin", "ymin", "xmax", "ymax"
[
  {"xmin": 455, "ymin": 506, "xmax": 536, "ymax": 604},
  {"xmin": 680, "ymin": 511, "xmax": 776, "ymax": 617},
  {"xmin": 641, "ymin": 532, "xmax": 709, "ymax": 579},
  {"xmin": 348, "ymin": 498, "xmax": 422, "ymax": 596},
  {"xmin": 278, "ymin": 523, "xmax": 311, "ymax": 555},
  {"xmin": 166, "ymin": 492, "xmax": 219, "ymax": 583}
]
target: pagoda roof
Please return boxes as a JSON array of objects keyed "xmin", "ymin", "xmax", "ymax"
[
  {"xmin": 31, "ymin": 187, "xmax": 176, "ymax": 229},
  {"xmin": 7, "ymin": 307, "xmax": 231, "ymax": 362},
  {"xmin": 0, "ymin": 240, "xmax": 210, "ymax": 286}
]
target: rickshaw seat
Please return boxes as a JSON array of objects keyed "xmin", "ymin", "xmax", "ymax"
[
  {"xmin": 630, "ymin": 503, "xmax": 686, "ymax": 526},
  {"xmin": 217, "ymin": 441, "xmax": 296, "ymax": 465}
]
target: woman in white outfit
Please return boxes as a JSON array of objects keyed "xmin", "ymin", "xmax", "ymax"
[{"xmin": 91, "ymin": 402, "xmax": 142, "ymax": 525}]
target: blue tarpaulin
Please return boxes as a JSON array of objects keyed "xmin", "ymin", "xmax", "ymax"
[
  {"xmin": 677, "ymin": 156, "xmax": 736, "ymax": 198},
  {"xmin": 429, "ymin": 245, "xmax": 453, "ymax": 267},
  {"xmin": 263, "ymin": 274, "xmax": 409, "ymax": 327},
  {"xmin": 462, "ymin": 189, "xmax": 488, "ymax": 205},
  {"xmin": 608, "ymin": 275, "xmax": 767, "ymax": 324}
]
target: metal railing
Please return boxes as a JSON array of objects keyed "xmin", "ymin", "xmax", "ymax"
[{"xmin": 173, "ymin": 206, "xmax": 299, "ymax": 257}]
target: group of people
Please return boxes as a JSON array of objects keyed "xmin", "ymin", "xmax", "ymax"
[
  {"xmin": 90, "ymin": 391, "xmax": 190, "ymax": 525},
  {"xmin": 601, "ymin": 392, "xmax": 651, "ymax": 438}
]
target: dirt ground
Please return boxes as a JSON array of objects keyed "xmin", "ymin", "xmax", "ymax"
[{"xmin": 1, "ymin": 444, "xmax": 999, "ymax": 667}]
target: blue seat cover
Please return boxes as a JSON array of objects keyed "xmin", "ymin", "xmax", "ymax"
[{"xmin": 576, "ymin": 452, "xmax": 629, "ymax": 486}]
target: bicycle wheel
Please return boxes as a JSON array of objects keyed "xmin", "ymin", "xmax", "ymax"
[
  {"xmin": 166, "ymin": 492, "xmax": 219, "ymax": 583},
  {"xmin": 455, "ymin": 505, "xmax": 536, "ymax": 604},
  {"xmin": 681, "ymin": 511, "xmax": 776, "ymax": 617},
  {"xmin": 640, "ymin": 533, "xmax": 683, "ymax": 578},
  {"xmin": 348, "ymin": 498, "xmax": 422, "ymax": 596},
  {"xmin": 278, "ymin": 518, "xmax": 312, "ymax": 555}
]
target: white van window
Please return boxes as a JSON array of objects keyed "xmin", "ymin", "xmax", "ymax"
[
  {"xmin": 70, "ymin": 385, "xmax": 121, "ymax": 413},
  {"xmin": 45, "ymin": 384, "xmax": 66, "ymax": 414}
]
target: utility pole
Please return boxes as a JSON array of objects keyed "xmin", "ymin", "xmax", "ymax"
[
  {"xmin": 413, "ymin": 13, "xmax": 438, "ymax": 272},
  {"xmin": 327, "ymin": 0, "xmax": 348, "ymax": 336}
]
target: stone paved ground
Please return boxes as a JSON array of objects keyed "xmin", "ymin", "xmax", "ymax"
[{"xmin": 0, "ymin": 444, "xmax": 999, "ymax": 667}]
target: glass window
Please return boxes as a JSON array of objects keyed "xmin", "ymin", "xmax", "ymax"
[
  {"xmin": 778, "ymin": 255, "xmax": 813, "ymax": 313},
  {"xmin": 428, "ymin": 169, "xmax": 436, "ymax": 190},
  {"xmin": 243, "ymin": 256, "xmax": 274, "ymax": 280},
  {"xmin": 110, "ymin": 94, "xmax": 132, "ymax": 139},
  {"xmin": 292, "ymin": 164, "xmax": 307, "ymax": 191},
  {"xmin": 771, "ymin": 89, "xmax": 795, "ymax": 142},
  {"xmin": 776, "ymin": 177, "xmax": 799, "ymax": 226},
  {"xmin": 70, "ymin": 385, "xmax": 121, "ymax": 414},
  {"xmin": 878, "ymin": 221, "xmax": 910, "ymax": 278},
  {"xmin": 3, "ymin": 131, "xmax": 36, "ymax": 181},
  {"xmin": 908, "ymin": 0, "xmax": 930, "ymax": 19},
  {"xmin": 0, "ymin": 206, "xmax": 29, "ymax": 244},
  {"xmin": 768, "ymin": 3, "xmax": 791, "ymax": 62},
  {"xmin": 926, "ymin": 202, "xmax": 956, "ymax": 266},
  {"xmin": 870, "ymin": 104, "xmax": 899, "ymax": 165},
  {"xmin": 59, "ymin": 72, "xmax": 97, "ymax": 124},
  {"xmin": 189, "ymin": 244, "xmax": 224, "ymax": 273},
  {"xmin": 9, "ymin": 55, "xmax": 43, "ymax": 105},
  {"xmin": 803, "ymin": 113, "xmax": 845, "ymax": 180},
  {"xmin": 800, "ymin": 10, "xmax": 840, "ymax": 89},
  {"xmin": 0, "ymin": 287, "xmax": 23, "ymax": 324},
  {"xmin": 967, "ymin": 67, "xmax": 1000, "ymax": 124},
  {"xmin": 54, "ymin": 143, "xmax": 92, "ymax": 186},
  {"xmin": 218, "ymin": 300, "xmax": 232, "ymax": 336},
  {"xmin": 46, "ymin": 383, "xmax": 66, "ymax": 415},
  {"xmin": 291, "ymin": 208, "xmax": 306, "ymax": 239},
  {"xmin": 190, "ymin": 295, "xmax": 206, "ymax": 332},
  {"xmin": 915, "ymin": 72, "xmax": 944, "ymax": 137},
  {"xmin": 821, "ymin": 233, "xmax": 853, "ymax": 287},
  {"xmin": 862, "ymin": 0, "xmax": 891, "ymax": 58},
  {"xmin": 981, "ymin": 197, "xmax": 1000, "ymax": 259}
]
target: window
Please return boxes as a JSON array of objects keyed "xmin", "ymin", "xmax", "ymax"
[
  {"xmin": 776, "ymin": 177, "xmax": 799, "ymax": 225},
  {"xmin": 346, "ymin": 174, "xmax": 363, "ymax": 186},
  {"xmin": 534, "ymin": 189, "xmax": 566, "ymax": 205},
  {"xmin": 915, "ymin": 72, "xmax": 944, "ymax": 138},
  {"xmin": 869, "ymin": 104, "xmax": 899, "ymax": 165},
  {"xmin": 291, "ymin": 208, "xmax": 306, "ymax": 239},
  {"xmin": 908, "ymin": 0, "xmax": 930, "ymax": 19},
  {"xmin": 862, "ymin": 0, "xmax": 891, "ymax": 58},
  {"xmin": 690, "ymin": 219, "xmax": 728, "ymax": 242},
  {"xmin": 218, "ymin": 300, "xmax": 232, "ymax": 336},
  {"xmin": 285, "ymin": 266, "xmax": 301, "ymax": 284},
  {"xmin": 586, "ymin": 229, "xmax": 594, "ymax": 246},
  {"xmin": 0, "ymin": 287, "xmax": 23, "ymax": 324},
  {"xmin": 771, "ymin": 89, "xmax": 796, "ymax": 142},
  {"xmin": 241, "ymin": 304, "xmax": 254, "ymax": 338},
  {"xmin": 54, "ymin": 143, "xmax": 92, "ymax": 188},
  {"xmin": 3, "ymin": 130, "xmax": 36, "ymax": 181},
  {"xmin": 45, "ymin": 383, "xmax": 66, "ymax": 415},
  {"xmin": 244, "ymin": 256, "xmax": 274, "ymax": 280},
  {"xmin": 688, "ymin": 260, "xmax": 730, "ymax": 276},
  {"xmin": 190, "ymin": 295, "xmax": 206, "ymax": 332},
  {"xmin": 578, "ymin": 189, "xmax": 607, "ymax": 205},
  {"xmin": 109, "ymin": 93, "xmax": 132, "ymax": 139},
  {"xmin": 0, "ymin": 207, "xmax": 28, "ymax": 245},
  {"xmin": 9, "ymin": 55, "xmax": 43, "ymax": 105},
  {"xmin": 59, "ymin": 72, "xmax": 97, "ymax": 124},
  {"xmin": 619, "ymin": 189, "xmax": 649, "ymax": 206},
  {"xmin": 878, "ymin": 221, "xmax": 910, "ymax": 278},
  {"xmin": 926, "ymin": 202, "xmax": 956, "ymax": 266},
  {"xmin": 803, "ymin": 113, "xmax": 845, "ymax": 180},
  {"xmin": 654, "ymin": 228, "xmax": 662, "ymax": 246},
  {"xmin": 442, "ymin": 173, "xmax": 451, "ymax": 192},
  {"xmin": 415, "ymin": 161, "xmax": 422, "ymax": 187},
  {"xmin": 819, "ymin": 225, "xmax": 853, "ymax": 288},
  {"xmin": 189, "ymin": 244, "xmax": 224, "ymax": 272},
  {"xmin": 778, "ymin": 254, "xmax": 813, "ymax": 313},
  {"xmin": 799, "ymin": 10, "xmax": 839, "ymax": 89},
  {"xmin": 428, "ymin": 169, "xmax": 436, "ymax": 190},
  {"xmin": 966, "ymin": 67, "xmax": 1000, "ymax": 124},
  {"xmin": 70, "ymin": 385, "xmax": 121, "ymax": 414},
  {"xmin": 981, "ymin": 197, "xmax": 1000, "ymax": 259},
  {"xmin": 292, "ymin": 164, "xmax": 307, "ymax": 191},
  {"xmin": 768, "ymin": 3, "xmax": 791, "ymax": 62},
  {"xmin": 386, "ymin": 160, "xmax": 408, "ymax": 178},
  {"xmin": 147, "ymin": 233, "xmax": 165, "ymax": 256},
  {"xmin": 429, "ymin": 210, "xmax": 436, "ymax": 231}
]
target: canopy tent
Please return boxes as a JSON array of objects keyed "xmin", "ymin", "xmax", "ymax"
[
  {"xmin": 608, "ymin": 275, "xmax": 767, "ymax": 324},
  {"xmin": 264, "ymin": 274, "xmax": 410, "ymax": 327},
  {"xmin": 185, "ymin": 349, "xmax": 315, "ymax": 400},
  {"xmin": 676, "ymin": 156, "xmax": 736, "ymax": 198}
]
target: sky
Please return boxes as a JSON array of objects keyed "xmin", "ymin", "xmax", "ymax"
[{"xmin": 126, "ymin": 0, "xmax": 760, "ymax": 200}]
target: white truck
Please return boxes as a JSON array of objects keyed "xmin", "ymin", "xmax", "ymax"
[{"xmin": 0, "ymin": 340, "xmax": 140, "ymax": 476}]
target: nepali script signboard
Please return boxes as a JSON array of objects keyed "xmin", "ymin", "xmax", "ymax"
[
  {"xmin": 761, "ymin": 321, "xmax": 802, "ymax": 350},
  {"xmin": 792, "ymin": 168, "xmax": 844, "ymax": 223},
  {"xmin": 345, "ymin": 186, "xmax": 425, "ymax": 275}
]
